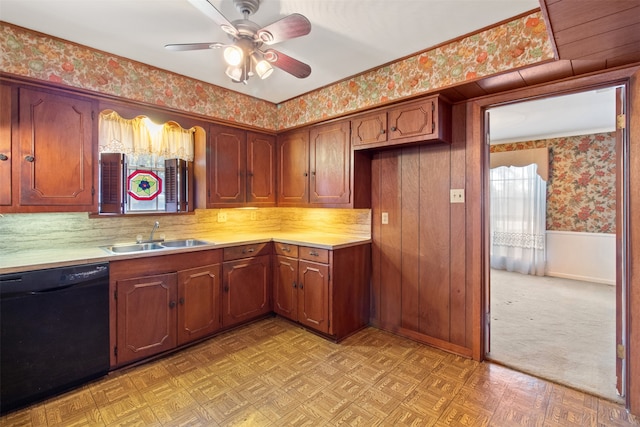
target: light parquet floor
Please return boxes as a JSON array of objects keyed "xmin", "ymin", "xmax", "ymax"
[{"xmin": 2, "ymin": 317, "xmax": 638, "ymax": 427}]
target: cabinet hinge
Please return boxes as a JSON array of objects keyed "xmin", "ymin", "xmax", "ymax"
[
  {"xmin": 617, "ymin": 344, "xmax": 625, "ymax": 359},
  {"xmin": 617, "ymin": 114, "xmax": 626, "ymax": 129},
  {"xmin": 91, "ymin": 187, "xmax": 95, "ymax": 196},
  {"xmin": 114, "ymin": 290, "xmax": 117, "ymax": 300},
  {"xmin": 114, "ymin": 346, "xmax": 118, "ymax": 356},
  {"xmin": 92, "ymin": 110, "xmax": 95, "ymax": 120}
]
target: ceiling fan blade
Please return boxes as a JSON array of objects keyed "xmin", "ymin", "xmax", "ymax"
[
  {"xmin": 257, "ymin": 13, "xmax": 311, "ymax": 45},
  {"xmin": 187, "ymin": 0, "xmax": 238, "ymax": 36},
  {"xmin": 165, "ymin": 42, "xmax": 225, "ymax": 51},
  {"xmin": 263, "ymin": 49, "xmax": 311, "ymax": 79}
]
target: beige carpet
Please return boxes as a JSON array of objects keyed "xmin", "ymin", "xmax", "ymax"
[{"xmin": 487, "ymin": 268, "xmax": 622, "ymax": 402}]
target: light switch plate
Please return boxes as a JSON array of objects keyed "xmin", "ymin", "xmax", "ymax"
[
  {"xmin": 217, "ymin": 212, "xmax": 227, "ymax": 222},
  {"xmin": 450, "ymin": 189, "xmax": 465, "ymax": 203},
  {"xmin": 381, "ymin": 212, "xmax": 389, "ymax": 224}
]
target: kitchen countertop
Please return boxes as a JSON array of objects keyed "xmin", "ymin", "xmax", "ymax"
[{"xmin": 0, "ymin": 232, "xmax": 371, "ymax": 274}]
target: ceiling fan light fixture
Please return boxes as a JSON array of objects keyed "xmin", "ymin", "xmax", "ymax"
[
  {"xmin": 223, "ymin": 45, "xmax": 243, "ymax": 66},
  {"xmin": 252, "ymin": 54, "xmax": 273, "ymax": 79},
  {"xmin": 225, "ymin": 65, "xmax": 243, "ymax": 81}
]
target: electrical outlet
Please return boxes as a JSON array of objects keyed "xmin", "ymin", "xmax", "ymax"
[
  {"xmin": 250, "ymin": 211, "xmax": 257, "ymax": 220},
  {"xmin": 450, "ymin": 189, "xmax": 465, "ymax": 203},
  {"xmin": 381, "ymin": 212, "xmax": 389, "ymax": 224},
  {"xmin": 217, "ymin": 212, "xmax": 227, "ymax": 222}
]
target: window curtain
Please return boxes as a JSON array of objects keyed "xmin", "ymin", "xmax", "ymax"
[
  {"xmin": 98, "ymin": 111, "xmax": 194, "ymax": 162},
  {"xmin": 490, "ymin": 163, "xmax": 547, "ymax": 276}
]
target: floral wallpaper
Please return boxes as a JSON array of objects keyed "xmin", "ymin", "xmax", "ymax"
[
  {"xmin": 0, "ymin": 11, "xmax": 553, "ymax": 131},
  {"xmin": 490, "ymin": 132, "xmax": 617, "ymax": 234},
  {"xmin": 278, "ymin": 12, "xmax": 553, "ymax": 129}
]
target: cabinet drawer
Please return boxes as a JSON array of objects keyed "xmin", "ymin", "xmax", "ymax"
[
  {"xmin": 299, "ymin": 246, "xmax": 329, "ymax": 263},
  {"xmin": 223, "ymin": 242, "xmax": 271, "ymax": 261},
  {"xmin": 274, "ymin": 242, "xmax": 299, "ymax": 257}
]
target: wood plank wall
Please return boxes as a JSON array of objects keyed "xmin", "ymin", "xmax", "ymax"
[{"xmin": 370, "ymin": 104, "xmax": 472, "ymax": 357}]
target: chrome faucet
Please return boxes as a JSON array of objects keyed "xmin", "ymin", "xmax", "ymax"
[{"xmin": 137, "ymin": 221, "xmax": 163, "ymax": 243}]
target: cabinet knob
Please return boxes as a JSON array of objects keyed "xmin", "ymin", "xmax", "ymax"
[
  {"xmin": 169, "ymin": 300, "xmax": 176, "ymax": 308},
  {"xmin": 224, "ymin": 285, "xmax": 229, "ymax": 292},
  {"xmin": 179, "ymin": 297, "xmax": 185, "ymax": 305},
  {"xmin": 292, "ymin": 281, "xmax": 297, "ymax": 288},
  {"xmin": 309, "ymin": 250, "xmax": 319, "ymax": 257},
  {"xmin": 242, "ymin": 248, "xmax": 255, "ymax": 254},
  {"xmin": 390, "ymin": 126, "xmax": 397, "ymax": 132},
  {"xmin": 380, "ymin": 129, "xmax": 386, "ymax": 135},
  {"xmin": 0, "ymin": 154, "xmax": 7, "ymax": 161},
  {"xmin": 299, "ymin": 283, "xmax": 304, "ymax": 290},
  {"xmin": 25, "ymin": 155, "xmax": 35, "ymax": 162},
  {"xmin": 303, "ymin": 172, "xmax": 308, "ymax": 177}
]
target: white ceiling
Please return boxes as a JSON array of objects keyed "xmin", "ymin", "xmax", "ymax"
[
  {"xmin": 488, "ymin": 88, "xmax": 618, "ymax": 145},
  {"xmin": 0, "ymin": 0, "xmax": 539, "ymax": 104}
]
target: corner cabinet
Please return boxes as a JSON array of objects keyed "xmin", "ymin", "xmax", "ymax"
[
  {"xmin": 277, "ymin": 120, "xmax": 370, "ymax": 208},
  {"xmin": 0, "ymin": 82, "xmax": 97, "ymax": 213},
  {"xmin": 206, "ymin": 124, "xmax": 276, "ymax": 207},
  {"xmin": 273, "ymin": 242, "xmax": 371, "ymax": 341},
  {"xmin": 110, "ymin": 250, "xmax": 222, "ymax": 367},
  {"xmin": 351, "ymin": 95, "xmax": 451, "ymax": 150}
]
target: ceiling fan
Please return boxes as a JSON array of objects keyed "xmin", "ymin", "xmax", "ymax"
[{"xmin": 165, "ymin": 0, "xmax": 311, "ymax": 84}]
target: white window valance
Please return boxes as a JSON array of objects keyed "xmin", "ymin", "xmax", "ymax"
[
  {"xmin": 98, "ymin": 111, "xmax": 194, "ymax": 162},
  {"xmin": 489, "ymin": 147, "xmax": 549, "ymax": 181}
]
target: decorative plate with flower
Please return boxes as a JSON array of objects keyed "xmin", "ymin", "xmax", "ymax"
[{"xmin": 127, "ymin": 170, "xmax": 162, "ymax": 201}]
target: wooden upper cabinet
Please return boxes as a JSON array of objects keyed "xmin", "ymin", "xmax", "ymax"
[
  {"xmin": 16, "ymin": 87, "xmax": 96, "ymax": 211},
  {"xmin": 351, "ymin": 111, "xmax": 387, "ymax": 147},
  {"xmin": 277, "ymin": 128, "xmax": 309, "ymax": 206},
  {"xmin": 309, "ymin": 120, "xmax": 351, "ymax": 206},
  {"xmin": 0, "ymin": 83, "xmax": 12, "ymax": 207},
  {"xmin": 246, "ymin": 131, "xmax": 276, "ymax": 205},
  {"xmin": 208, "ymin": 124, "xmax": 246, "ymax": 205},
  {"xmin": 352, "ymin": 95, "xmax": 451, "ymax": 150},
  {"xmin": 207, "ymin": 125, "xmax": 276, "ymax": 207}
]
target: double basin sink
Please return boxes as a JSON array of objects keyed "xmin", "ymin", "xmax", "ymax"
[{"xmin": 102, "ymin": 239, "xmax": 211, "ymax": 254}]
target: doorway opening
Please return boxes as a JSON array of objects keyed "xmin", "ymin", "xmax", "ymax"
[{"xmin": 484, "ymin": 86, "xmax": 625, "ymax": 402}]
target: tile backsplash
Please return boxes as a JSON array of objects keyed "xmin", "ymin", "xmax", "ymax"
[{"xmin": 0, "ymin": 208, "xmax": 371, "ymax": 253}]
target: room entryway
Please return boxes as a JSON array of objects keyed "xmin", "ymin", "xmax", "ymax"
[{"xmin": 484, "ymin": 87, "xmax": 625, "ymax": 402}]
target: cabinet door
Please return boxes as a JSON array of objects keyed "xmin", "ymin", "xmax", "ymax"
[
  {"xmin": 298, "ymin": 260, "xmax": 330, "ymax": 334},
  {"xmin": 177, "ymin": 264, "xmax": 221, "ymax": 346},
  {"xmin": 351, "ymin": 111, "xmax": 387, "ymax": 147},
  {"xmin": 208, "ymin": 124, "xmax": 246, "ymax": 205},
  {"xmin": 273, "ymin": 255, "xmax": 298, "ymax": 321},
  {"xmin": 388, "ymin": 98, "xmax": 435, "ymax": 144},
  {"xmin": 222, "ymin": 255, "xmax": 271, "ymax": 327},
  {"xmin": 0, "ymin": 83, "xmax": 11, "ymax": 207},
  {"xmin": 309, "ymin": 121, "xmax": 351, "ymax": 206},
  {"xmin": 116, "ymin": 273, "xmax": 178, "ymax": 365},
  {"xmin": 277, "ymin": 129, "xmax": 309, "ymax": 206},
  {"xmin": 246, "ymin": 132, "xmax": 276, "ymax": 205},
  {"xmin": 18, "ymin": 87, "xmax": 95, "ymax": 208}
]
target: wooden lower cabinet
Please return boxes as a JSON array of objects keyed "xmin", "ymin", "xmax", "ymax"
[
  {"xmin": 177, "ymin": 264, "xmax": 221, "ymax": 345},
  {"xmin": 222, "ymin": 252, "xmax": 272, "ymax": 327},
  {"xmin": 298, "ymin": 260, "xmax": 330, "ymax": 334},
  {"xmin": 273, "ymin": 242, "xmax": 371, "ymax": 340},
  {"xmin": 116, "ymin": 272, "xmax": 178, "ymax": 366},
  {"xmin": 110, "ymin": 250, "xmax": 222, "ymax": 367}
]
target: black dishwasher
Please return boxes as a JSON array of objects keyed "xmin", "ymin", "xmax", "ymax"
[{"xmin": 0, "ymin": 262, "xmax": 110, "ymax": 414}]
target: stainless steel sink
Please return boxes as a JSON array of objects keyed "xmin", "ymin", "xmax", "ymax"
[
  {"xmin": 161, "ymin": 239, "xmax": 210, "ymax": 248},
  {"xmin": 102, "ymin": 239, "xmax": 211, "ymax": 254},
  {"xmin": 105, "ymin": 242, "xmax": 165, "ymax": 253}
]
